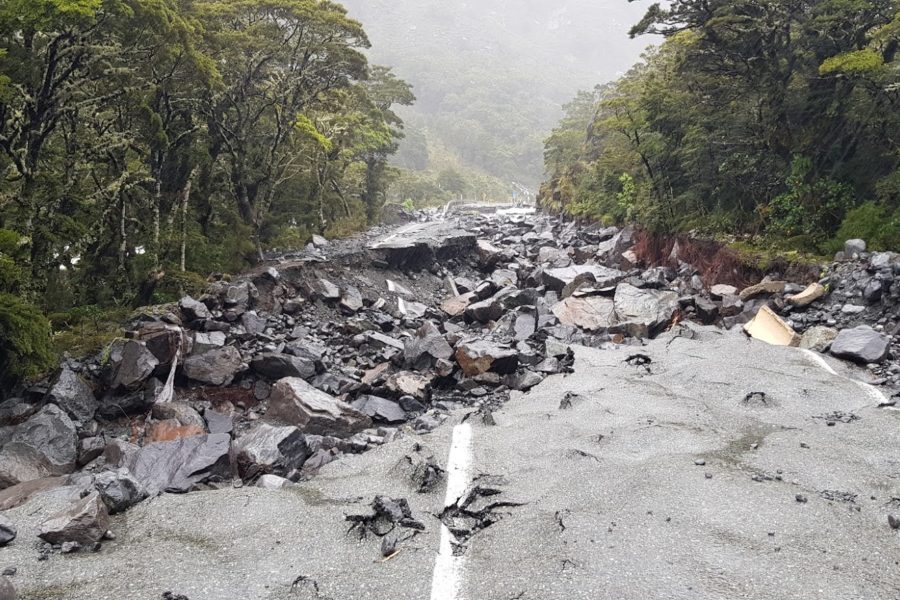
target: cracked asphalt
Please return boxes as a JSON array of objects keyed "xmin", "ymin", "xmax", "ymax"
[{"xmin": 4, "ymin": 325, "xmax": 900, "ymax": 599}]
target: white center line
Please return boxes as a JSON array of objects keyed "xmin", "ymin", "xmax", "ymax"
[
  {"xmin": 800, "ymin": 348, "xmax": 890, "ymax": 405},
  {"xmin": 430, "ymin": 423, "xmax": 473, "ymax": 600}
]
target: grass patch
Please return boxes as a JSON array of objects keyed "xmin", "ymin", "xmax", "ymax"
[{"xmin": 50, "ymin": 305, "xmax": 129, "ymax": 360}]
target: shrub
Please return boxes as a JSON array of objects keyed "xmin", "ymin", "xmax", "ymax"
[
  {"xmin": 0, "ymin": 293, "xmax": 55, "ymax": 388},
  {"xmin": 153, "ymin": 270, "xmax": 210, "ymax": 304},
  {"xmin": 826, "ymin": 202, "xmax": 900, "ymax": 253},
  {"xmin": 768, "ymin": 156, "xmax": 858, "ymax": 248}
]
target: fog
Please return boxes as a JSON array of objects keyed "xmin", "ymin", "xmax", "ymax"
[{"xmin": 340, "ymin": 0, "xmax": 653, "ymax": 189}]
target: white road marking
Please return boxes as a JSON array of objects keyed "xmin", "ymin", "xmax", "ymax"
[
  {"xmin": 430, "ymin": 423, "xmax": 473, "ymax": 600},
  {"xmin": 800, "ymin": 348, "xmax": 889, "ymax": 405}
]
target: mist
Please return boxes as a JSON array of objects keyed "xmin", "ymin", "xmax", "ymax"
[{"xmin": 340, "ymin": 0, "xmax": 652, "ymax": 191}]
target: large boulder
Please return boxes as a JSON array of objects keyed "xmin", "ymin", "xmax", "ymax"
[
  {"xmin": 455, "ymin": 341, "xmax": 519, "ymax": 376},
  {"xmin": 595, "ymin": 229, "xmax": 634, "ymax": 267},
  {"xmin": 830, "ymin": 326, "xmax": 891, "ymax": 364},
  {"xmin": 352, "ymin": 395, "xmax": 407, "ymax": 424},
  {"xmin": 179, "ymin": 295, "xmax": 212, "ymax": 321},
  {"xmin": 126, "ymin": 433, "xmax": 231, "ymax": 495},
  {"xmin": 93, "ymin": 468, "xmax": 147, "ymax": 514},
  {"xmin": 613, "ymin": 283, "xmax": 679, "ymax": 337},
  {"xmin": 266, "ymin": 378, "xmax": 371, "ymax": 437},
  {"xmin": 0, "ymin": 405, "xmax": 77, "ymax": 489},
  {"xmin": 182, "ymin": 346, "xmax": 244, "ymax": 386},
  {"xmin": 192, "ymin": 331, "xmax": 226, "ymax": 355},
  {"xmin": 552, "ymin": 296, "xmax": 617, "ymax": 331},
  {"xmin": 251, "ymin": 353, "xmax": 316, "ymax": 380},
  {"xmin": 234, "ymin": 423, "xmax": 308, "ymax": 479},
  {"xmin": 107, "ymin": 340, "xmax": 159, "ymax": 391},
  {"xmin": 403, "ymin": 321, "xmax": 453, "ymax": 369},
  {"xmin": 38, "ymin": 491, "xmax": 109, "ymax": 546},
  {"xmin": 46, "ymin": 366, "xmax": 98, "ymax": 424}
]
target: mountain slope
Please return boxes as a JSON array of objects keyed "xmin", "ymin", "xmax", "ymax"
[{"xmin": 340, "ymin": 0, "xmax": 649, "ymax": 191}]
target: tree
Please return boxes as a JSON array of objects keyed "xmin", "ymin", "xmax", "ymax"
[{"xmin": 197, "ymin": 0, "xmax": 369, "ymax": 258}]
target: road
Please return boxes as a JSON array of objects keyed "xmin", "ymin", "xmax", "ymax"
[{"xmin": 6, "ymin": 325, "xmax": 900, "ymax": 599}]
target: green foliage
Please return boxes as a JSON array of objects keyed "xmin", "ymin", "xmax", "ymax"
[
  {"xmin": 0, "ymin": 293, "xmax": 55, "ymax": 386},
  {"xmin": 767, "ymin": 157, "xmax": 859, "ymax": 248},
  {"xmin": 828, "ymin": 202, "xmax": 900, "ymax": 253},
  {"xmin": 152, "ymin": 271, "xmax": 209, "ymax": 305},
  {"xmin": 0, "ymin": 0, "xmax": 412, "ymax": 312},
  {"xmin": 541, "ymin": 0, "xmax": 900, "ymax": 248},
  {"xmin": 820, "ymin": 49, "xmax": 884, "ymax": 75}
]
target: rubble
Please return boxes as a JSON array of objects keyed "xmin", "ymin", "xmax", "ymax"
[
  {"xmin": 38, "ymin": 491, "xmax": 110, "ymax": 546},
  {"xmin": 7, "ymin": 205, "xmax": 900, "ymax": 546}
]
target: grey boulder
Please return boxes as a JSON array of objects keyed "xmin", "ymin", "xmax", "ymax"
[
  {"xmin": 613, "ymin": 283, "xmax": 679, "ymax": 337},
  {"xmin": 830, "ymin": 326, "xmax": 891, "ymax": 364},
  {"xmin": 234, "ymin": 423, "xmax": 308, "ymax": 478},
  {"xmin": 38, "ymin": 491, "xmax": 109, "ymax": 546},
  {"xmin": 179, "ymin": 295, "xmax": 212, "ymax": 321},
  {"xmin": 107, "ymin": 340, "xmax": 159, "ymax": 391},
  {"xmin": 93, "ymin": 468, "xmax": 148, "ymax": 514},
  {"xmin": 266, "ymin": 378, "xmax": 371, "ymax": 437},
  {"xmin": 250, "ymin": 353, "xmax": 316, "ymax": 380},
  {"xmin": 46, "ymin": 366, "xmax": 98, "ymax": 423},
  {"xmin": 126, "ymin": 433, "xmax": 231, "ymax": 495},
  {"xmin": 182, "ymin": 345, "xmax": 244, "ymax": 386},
  {"xmin": 404, "ymin": 321, "xmax": 453, "ymax": 369},
  {"xmin": 0, "ymin": 405, "xmax": 77, "ymax": 489},
  {"xmin": 552, "ymin": 296, "xmax": 617, "ymax": 331},
  {"xmin": 352, "ymin": 395, "xmax": 407, "ymax": 424}
]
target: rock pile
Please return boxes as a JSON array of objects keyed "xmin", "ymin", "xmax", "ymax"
[{"xmin": 0, "ymin": 208, "xmax": 896, "ymax": 559}]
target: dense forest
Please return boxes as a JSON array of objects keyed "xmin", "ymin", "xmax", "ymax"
[
  {"xmin": 0, "ymin": 0, "xmax": 413, "ymax": 384},
  {"xmin": 541, "ymin": 0, "xmax": 900, "ymax": 254},
  {"xmin": 340, "ymin": 0, "xmax": 646, "ymax": 202}
]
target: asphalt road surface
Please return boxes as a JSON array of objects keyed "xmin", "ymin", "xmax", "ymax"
[{"xmin": 5, "ymin": 325, "xmax": 900, "ymax": 599}]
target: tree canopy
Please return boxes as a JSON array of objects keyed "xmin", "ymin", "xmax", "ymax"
[
  {"xmin": 0, "ymin": 0, "xmax": 413, "ymax": 309},
  {"xmin": 541, "ymin": 0, "xmax": 900, "ymax": 252},
  {"xmin": 0, "ymin": 0, "xmax": 413, "ymax": 385}
]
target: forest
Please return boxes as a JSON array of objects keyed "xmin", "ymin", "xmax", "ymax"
[
  {"xmin": 340, "ymin": 0, "xmax": 646, "ymax": 203},
  {"xmin": 541, "ymin": 0, "xmax": 900, "ymax": 254},
  {"xmin": 0, "ymin": 0, "xmax": 414, "ymax": 384}
]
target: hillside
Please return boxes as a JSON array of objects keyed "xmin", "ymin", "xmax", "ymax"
[{"xmin": 340, "ymin": 0, "xmax": 649, "ymax": 193}]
